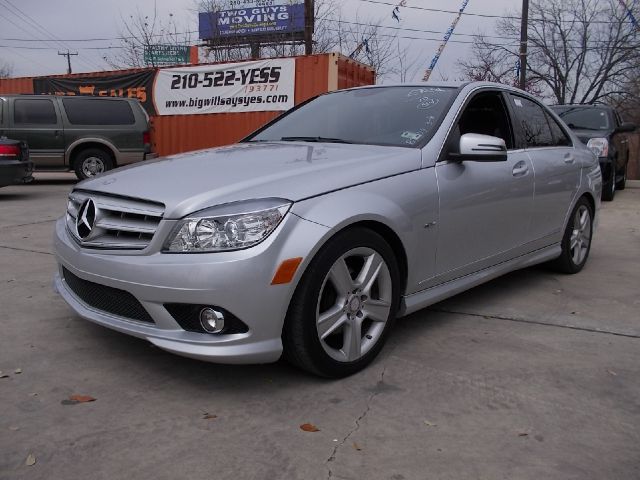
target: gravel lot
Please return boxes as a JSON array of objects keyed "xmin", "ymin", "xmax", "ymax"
[{"xmin": 1, "ymin": 173, "xmax": 639, "ymax": 480}]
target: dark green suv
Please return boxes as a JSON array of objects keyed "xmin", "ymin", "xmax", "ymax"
[{"xmin": 0, "ymin": 95, "xmax": 155, "ymax": 180}]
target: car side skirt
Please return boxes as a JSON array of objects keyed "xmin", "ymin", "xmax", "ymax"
[{"xmin": 399, "ymin": 243, "xmax": 561, "ymax": 317}]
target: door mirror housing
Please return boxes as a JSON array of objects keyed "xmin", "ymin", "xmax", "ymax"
[
  {"xmin": 450, "ymin": 133, "xmax": 508, "ymax": 162},
  {"xmin": 615, "ymin": 122, "xmax": 637, "ymax": 134}
]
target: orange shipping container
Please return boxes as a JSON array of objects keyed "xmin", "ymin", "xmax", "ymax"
[{"xmin": 0, "ymin": 53, "xmax": 375, "ymax": 157}]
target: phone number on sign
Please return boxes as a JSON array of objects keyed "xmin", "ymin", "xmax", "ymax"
[{"xmin": 170, "ymin": 67, "xmax": 282, "ymax": 90}]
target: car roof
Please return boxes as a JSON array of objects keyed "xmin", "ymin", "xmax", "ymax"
[
  {"xmin": 338, "ymin": 81, "xmax": 540, "ymax": 98},
  {"xmin": 0, "ymin": 94, "xmax": 139, "ymax": 102},
  {"xmin": 550, "ymin": 104, "xmax": 613, "ymax": 110}
]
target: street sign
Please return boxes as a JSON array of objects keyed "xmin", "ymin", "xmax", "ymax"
[{"xmin": 144, "ymin": 45, "xmax": 190, "ymax": 66}]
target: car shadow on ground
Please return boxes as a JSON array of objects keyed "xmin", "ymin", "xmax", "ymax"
[
  {"xmin": 67, "ymin": 294, "xmax": 466, "ymax": 391},
  {"xmin": 30, "ymin": 177, "xmax": 77, "ymax": 186},
  {"xmin": 62, "ymin": 264, "xmax": 553, "ymax": 391}
]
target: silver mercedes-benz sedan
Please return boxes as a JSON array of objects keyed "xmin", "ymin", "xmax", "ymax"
[{"xmin": 53, "ymin": 82, "xmax": 602, "ymax": 377}]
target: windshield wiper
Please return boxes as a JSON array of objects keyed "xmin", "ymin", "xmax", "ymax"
[{"xmin": 279, "ymin": 136, "xmax": 353, "ymax": 144}]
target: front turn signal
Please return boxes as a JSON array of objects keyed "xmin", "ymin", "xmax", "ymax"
[{"xmin": 271, "ymin": 257, "xmax": 303, "ymax": 285}]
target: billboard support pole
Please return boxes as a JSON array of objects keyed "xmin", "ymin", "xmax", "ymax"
[
  {"xmin": 250, "ymin": 43, "xmax": 261, "ymax": 59},
  {"xmin": 304, "ymin": 0, "xmax": 314, "ymax": 54}
]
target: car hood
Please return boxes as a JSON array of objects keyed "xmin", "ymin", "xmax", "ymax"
[
  {"xmin": 77, "ymin": 142, "xmax": 421, "ymax": 219},
  {"xmin": 571, "ymin": 129, "xmax": 612, "ymax": 144}
]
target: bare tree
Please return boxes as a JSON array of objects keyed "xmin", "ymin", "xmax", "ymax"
[
  {"xmin": 0, "ymin": 61, "xmax": 13, "ymax": 78},
  {"xmin": 459, "ymin": 0, "xmax": 640, "ymax": 104},
  {"xmin": 105, "ymin": 4, "xmax": 192, "ymax": 69}
]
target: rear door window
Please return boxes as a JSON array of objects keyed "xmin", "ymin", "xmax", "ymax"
[
  {"xmin": 546, "ymin": 114, "xmax": 572, "ymax": 147},
  {"xmin": 14, "ymin": 99, "xmax": 58, "ymax": 124},
  {"xmin": 62, "ymin": 98, "xmax": 135, "ymax": 125},
  {"xmin": 508, "ymin": 95, "xmax": 555, "ymax": 148}
]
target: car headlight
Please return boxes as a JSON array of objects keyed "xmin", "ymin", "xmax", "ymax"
[
  {"xmin": 163, "ymin": 198, "xmax": 291, "ymax": 253},
  {"xmin": 586, "ymin": 138, "xmax": 609, "ymax": 157}
]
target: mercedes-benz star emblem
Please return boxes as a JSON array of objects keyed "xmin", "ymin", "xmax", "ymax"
[{"xmin": 76, "ymin": 199, "xmax": 97, "ymax": 239}]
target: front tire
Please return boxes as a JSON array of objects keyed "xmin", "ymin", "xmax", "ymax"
[
  {"xmin": 74, "ymin": 148, "xmax": 114, "ymax": 180},
  {"xmin": 549, "ymin": 197, "xmax": 593, "ymax": 274},
  {"xmin": 282, "ymin": 228, "xmax": 400, "ymax": 378}
]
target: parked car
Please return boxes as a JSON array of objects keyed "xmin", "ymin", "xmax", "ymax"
[
  {"xmin": 550, "ymin": 104, "xmax": 636, "ymax": 201},
  {"xmin": 0, "ymin": 137, "xmax": 33, "ymax": 188},
  {"xmin": 53, "ymin": 82, "xmax": 601, "ymax": 377},
  {"xmin": 0, "ymin": 95, "xmax": 155, "ymax": 180}
]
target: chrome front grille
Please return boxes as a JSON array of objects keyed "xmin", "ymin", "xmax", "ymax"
[{"xmin": 66, "ymin": 190, "xmax": 165, "ymax": 250}]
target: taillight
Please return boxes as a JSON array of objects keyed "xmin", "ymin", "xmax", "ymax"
[
  {"xmin": 0, "ymin": 145, "xmax": 20, "ymax": 158},
  {"xmin": 143, "ymin": 131, "xmax": 151, "ymax": 144}
]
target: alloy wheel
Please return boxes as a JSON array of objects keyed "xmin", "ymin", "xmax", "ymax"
[
  {"xmin": 316, "ymin": 247, "xmax": 393, "ymax": 363},
  {"xmin": 82, "ymin": 156, "xmax": 105, "ymax": 177},
  {"xmin": 569, "ymin": 205, "xmax": 591, "ymax": 265}
]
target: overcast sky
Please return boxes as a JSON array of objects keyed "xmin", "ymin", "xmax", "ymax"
[{"xmin": 0, "ymin": 0, "xmax": 521, "ymax": 82}]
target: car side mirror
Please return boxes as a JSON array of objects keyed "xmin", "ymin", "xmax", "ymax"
[
  {"xmin": 450, "ymin": 133, "xmax": 508, "ymax": 162},
  {"xmin": 615, "ymin": 122, "xmax": 637, "ymax": 133}
]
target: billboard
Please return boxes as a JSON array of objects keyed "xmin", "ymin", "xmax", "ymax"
[
  {"xmin": 199, "ymin": 1, "xmax": 305, "ymax": 42},
  {"xmin": 33, "ymin": 71, "xmax": 157, "ymax": 115},
  {"xmin": 154, "ymin": 58, "xmax": 295, "ymax": 115}
]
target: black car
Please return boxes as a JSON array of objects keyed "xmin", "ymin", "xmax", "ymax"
[
  {"xmin": 550, "ymin": 104, "xmax": 636, "ymax": 201},
  {"xmin": 0, "ymin": 137, "xmax": 33, "ymax": 188}
]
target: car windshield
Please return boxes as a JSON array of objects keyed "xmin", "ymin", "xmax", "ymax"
[
  {"xmin": 246, "ymin": 86, "xmax": 457, "ymax": 148},
  {"xmin": 552, "ymin": 106, "xmax": 610, "ymax": 131}
]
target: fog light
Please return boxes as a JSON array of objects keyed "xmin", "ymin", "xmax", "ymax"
[{"xmin": 200, "ymin": 308, "xmax": 225, "ymax": 333}]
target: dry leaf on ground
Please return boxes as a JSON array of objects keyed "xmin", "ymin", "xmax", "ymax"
[
  {"xmin": 353, "ymin": 442, "xmax": 362, "ymax": 451},
  {"xmin": 300, "ymin": 423, "xmax": 320, "ymax": 432},
  {"xmin": 62, "ymin": 394, "xmax": 96, "ymax": 405},
  {"xmin": 203, "ymin": 414, "xmax": 217, "ymax": 420},
  {"xmin": 25, "ymin": 453, "xmax": 36, "ymax": 466}
]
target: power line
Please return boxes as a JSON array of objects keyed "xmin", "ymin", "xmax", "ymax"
[
  {"xmin": 357, "ymin": 0, "xmax": 637, "ymax": 25},
  {"xmin": 1, "ymin": 18, "xmax": 633, "ymax": 48},
  {"xmin": 0, "ymin": 45, "xmax": 126, "ymax": 51},
  {"xmin": 0, "ymin": 0, "xmax": 104, "ymax": 71}
]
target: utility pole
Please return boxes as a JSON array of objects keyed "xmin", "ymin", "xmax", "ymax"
[
  {"xmin": 304, "ymin": 0, "xmax": 314, "ymax": 55},
  {"xmin": 58, "ymin": 50, "xmax": 78, "ymax": 74},
  {"xmin": 518, "ymin": 0, "xmax": 529, "ymax": 90}
]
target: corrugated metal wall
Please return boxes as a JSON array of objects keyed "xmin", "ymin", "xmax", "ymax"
[{"xmin": 0, "ymin": 54, "xmax": 375, "ymax": 157}]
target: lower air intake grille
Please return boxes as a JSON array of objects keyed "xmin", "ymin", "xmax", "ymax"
[{"xmin": 62, "ymin": 267, "xmax": 154, "ymax": 324}]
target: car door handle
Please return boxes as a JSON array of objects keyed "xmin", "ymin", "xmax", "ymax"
[
  {"xmin": 512, "ymin": 161, "xmax": 529, "ymax": 177},
  {"xmin": 564, "ymin": 154, "xmax": 575, "ymax": 164}
]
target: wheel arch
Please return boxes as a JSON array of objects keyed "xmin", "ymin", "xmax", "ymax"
[
  {"xmin": 581, "ymin": 191, "xmax": 596, "ymax": 215},
  {"xmin": 344, "ymin": 220, "xmax": 409, "ymax": 295},
  {"xmin": 67, "ymin": 140, "xmax": 117, "ymax": 169}
]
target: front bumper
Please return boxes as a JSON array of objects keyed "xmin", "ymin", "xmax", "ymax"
[{"xmin": 53, "ymin": 213, "xmax": 328, "ymax": 364}]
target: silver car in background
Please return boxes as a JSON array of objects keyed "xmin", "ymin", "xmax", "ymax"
[{"xmin": 53, "ymin": 82, "xmax": 601, "ymax": 377}]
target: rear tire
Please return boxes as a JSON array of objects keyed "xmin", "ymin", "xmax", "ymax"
[
  {"xmin": 602, "ymin": 172, "xmax": 615, "ymax": 201},
  {"xmin": 549, "ymin": 197, "xmax": 593, "ymax": 274},
  {"xmin": 74, "ymin": 148, "xmax": 114, "ymax": 180},
  {"xmin": 616, "ymin": 163, "xmax": 627, "ymax": 191},
  {"xmin": 282, "ymin": 228, "xmax": 400, "ymax": 378}
]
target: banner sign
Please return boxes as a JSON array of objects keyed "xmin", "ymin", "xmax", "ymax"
[
  {"xmin": 198, "ymin": 1, "xmax": 305, "ymax": 41},
  {"xmin": 144, "ymin": 44, "xmax": 190, "ymax": 66},
  {"xmin": 33, "ymin": 71, "xmax": 156, "ymax": 115},
  {"xmin": 154, "ymin": 58, "xmax": 295, "ymax": 116}
]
